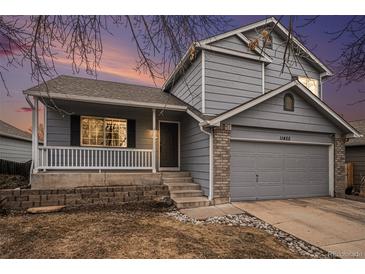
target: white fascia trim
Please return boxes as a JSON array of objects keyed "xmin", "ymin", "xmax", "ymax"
[
  {"xmin": 235, "ymin": 33, "xmax": 273, "ymax": 63},
  {"xmin": 162, "ymin": 44, "xmax": 195, "ymax": 91},
  {"xmin": 198, "ymin": 17, "xmax": 276, "ymax": 46},
  {"xmin": 197, "ymin": 44, "xmax": 270, "ymax": 63},
  {"xmin": 270, "ymin": 20, "xmax": 333, "ymax": 76},
  {"xmin": 201, "ymin": 50, "xmax": 206, "ymax": 113},
  {"xmin": 208, "ymin": 80, "xmax": 362, "ymax": 137},
  {"xmin": 25, "ymin": 91, "xmax": 187, "ymax": 112}
]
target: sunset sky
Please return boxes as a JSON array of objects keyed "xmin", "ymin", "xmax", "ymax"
[{"xmin": 1, "ymin": 15, "xmax": 364, "ymax": 132}]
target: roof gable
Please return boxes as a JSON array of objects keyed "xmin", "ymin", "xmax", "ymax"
[
  {"xmin": 163, "ymin": 17, "xmax": 332, "ymax": 92},
  {"xmin": 198, "ymin": 17, "xmax": 332, "ymax": 76},
  {"xmin": 207, "ymin": 81, "xmax": 361, "ymax": 137}
]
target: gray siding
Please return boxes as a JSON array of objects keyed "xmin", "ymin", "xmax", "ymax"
[
  {"xmin": 204, "ymin": 51, "xmax": 262, "ymax": 115},
  {"xmin": 210, "ymin": 35, "xmax": 257, "ymax": 56},
  {"xmin": 47, "ymin": 108, "xmax": 71, "ymax": 146},
  {"xmin": 346, "ymin": 146, "xmax": 365, "ymax": 192},
  {"xmin": 180, "ymin": 114, "xmax": 210, "ymax": 195},
  {"xmin": 0, "ymin": 136, "xmax": 32, "ymax": 162},
  {"xmin": 225, "ymin": 89, "xmax": 340, "ymax": 134},
  {"xmin": 231, "ymin": 126, "xmax": 334, "ymax": 144},
  {"xmin": 170, "ymin": 54, "xmax": 202, "ymax": 111},
  {"xmin": 244, "ymin": 30, "xmax": 321, "ymax": 92}
]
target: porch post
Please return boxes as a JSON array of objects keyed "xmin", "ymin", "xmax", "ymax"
[
  {"xmin": 32, "ymin": 97, "xmax": 39, "ymax": 173},
  {"xmin": 152, "ymin": 108, "xmax": 157, "ymax": 173}
]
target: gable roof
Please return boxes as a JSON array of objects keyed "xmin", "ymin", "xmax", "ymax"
[
  {"xmin": 199, "ymin": 17, "xmax": 333, "ymax": 76},
  {"xmin": 0, "ymin": 120, "xmax": 32, "ymax": 142},
  {"xmin": 24, "ymin": 75, "xmax": 188, "ymax": 111},
  {"xmin": 347, "ymin": 120, "xmax": 365, "ymax": 146},
  {"xmin": 205, "ymin": 81, "xmax": 361, "ymax": 138},
  {"xmin": 163, "ymin": 16, "xmax": 333, "ymax": 92}
]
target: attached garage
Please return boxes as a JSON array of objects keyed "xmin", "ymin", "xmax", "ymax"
[
  {"xmin": 207, "ymin": 81, "xmax": 361, "ymax": 202},
  {"xmin": 230, "ymin": 140, "xmax": 330, "ymax": 201}
]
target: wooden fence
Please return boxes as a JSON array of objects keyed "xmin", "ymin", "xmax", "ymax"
[{"xmin": 0, "ymin": 159, "xmax": 32, "ymax": 177}]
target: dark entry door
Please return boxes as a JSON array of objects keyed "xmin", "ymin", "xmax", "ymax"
[{"xmin": 160, "ymin": 122, "xmax": 179, "ymax": 168}]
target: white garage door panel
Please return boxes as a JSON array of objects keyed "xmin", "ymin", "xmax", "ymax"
[{"xmin": 230, "ymin": 141, "xmax": 329, "ymax": 201}]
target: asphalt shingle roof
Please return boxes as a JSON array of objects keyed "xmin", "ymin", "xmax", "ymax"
[
  {"xmin": 347, "ymin": 120, "xmax": 365, "ymax": 146},
  {"xmin": 25, "ymin": 75, "xmax": 186, "ymax": 108},
  {"xmin": 0, "ymin": 120, "xmax": 32, "ymax": 141}
]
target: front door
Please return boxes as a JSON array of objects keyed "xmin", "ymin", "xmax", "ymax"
[{"xmin": 159, "ymin": 122, "xmax": 179, "ymax": 169}]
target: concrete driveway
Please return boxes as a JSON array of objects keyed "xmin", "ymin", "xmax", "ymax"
[{"xmin": 233, "ymin": 197, "xmax": 365, "ymax": 258}]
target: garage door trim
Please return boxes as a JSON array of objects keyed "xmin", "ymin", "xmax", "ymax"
[{"xmin": 230, "ymin": 137, "xmax": 335, "ymax": 198}]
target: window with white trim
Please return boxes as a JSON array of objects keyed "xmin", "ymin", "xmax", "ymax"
[
  {"xmin": 81, "ymin": 116, "xmax": 127, "ymax": 147},
  {"xmin": 298, "ymin": 76, "xmax": 319, "ymax": 97}
]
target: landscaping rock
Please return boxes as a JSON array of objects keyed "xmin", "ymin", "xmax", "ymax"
[{"xmin": 166, "ymin": 209, "xmax": 334, "ymax": 259}]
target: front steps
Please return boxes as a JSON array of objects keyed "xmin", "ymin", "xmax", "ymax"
[{"xmin": 162, "ymin": 172, "xmax": 210, "ymax": 209}]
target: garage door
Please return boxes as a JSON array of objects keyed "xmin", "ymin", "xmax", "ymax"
[{"xmin": 230, "ymin": 141, "xmax": 329, "ymax": 201}]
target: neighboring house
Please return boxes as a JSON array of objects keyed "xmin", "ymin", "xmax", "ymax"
[
  {"xmin": 0, "ymin": 120, "xmax": 32, "ymax": 163},
  {"xmin": 346, "ymin": 120, "xmax": 365, "ymax": 193},
  {"xmin": 24, "ymin": 17, "xmax": 361, "ymax": 206}
]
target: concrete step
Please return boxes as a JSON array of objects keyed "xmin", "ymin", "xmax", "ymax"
[
  {"xmin": 173, "ymin": 196, "xmax": 210, "ymax": 209},
  {"xmin": 162, "ymin": 172, "xmax": 190, "ymax": 178},
  {"xmin": 162, "ymin": 177, "xmax": 193, "ymax": 184},
  {"xmin": 170, "ymin": 189, "xmax": 203, "ymax": 198},
  {"xmin": 165, "ymin": 182, "xmax": 201, "ymax": 191}
]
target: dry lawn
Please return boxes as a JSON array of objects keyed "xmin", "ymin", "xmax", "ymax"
[{"xmin": 0, "ymin": 203, "xmax": 304, "ymax": 259}]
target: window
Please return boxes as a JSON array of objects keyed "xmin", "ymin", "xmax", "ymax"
[
  {"xmin": 81, "ymin": 116, "xmax": 127, "ymax": 147},
  {"xmin": 298, "ymin": 76, "xmax": 319, "ymax": 97},
  {"xmin": 284, "ymin": 93, "xmax": 295, "ymax": 111}
]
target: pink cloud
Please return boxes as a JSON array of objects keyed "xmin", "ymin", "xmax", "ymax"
[
  {"xmin": 16, "ymin": 107, "xmax": 32, "ymax": 112},
  {"xmin": 16, "ymin": 106, "xmax": 43, "ymax": 113}
]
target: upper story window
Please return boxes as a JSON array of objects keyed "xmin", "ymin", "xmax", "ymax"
[
  {"xmin": 284, "ymin": 93, "xmax": 295, "ymax": 111},
  {"xmin": 81, "ymin": 116, "xmax": 127, "ymax": 147},
  {"xmin": 298, "ymin": 76, "xmax": 319, "ymax": 97}
]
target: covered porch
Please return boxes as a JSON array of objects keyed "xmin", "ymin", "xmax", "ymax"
[{"xmin": 28, "ymin": 96, "xmax": 188, "ymax": 174}]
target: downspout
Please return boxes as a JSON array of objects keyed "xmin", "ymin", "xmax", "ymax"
[{"xmin": 199, "ymin": 124, "xmax": 214, "ymax": 201}]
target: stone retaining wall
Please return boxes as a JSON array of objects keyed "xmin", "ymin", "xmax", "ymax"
[{"xmin": 0, "ymin": 185, "xmax": 169, "ymax": 210}]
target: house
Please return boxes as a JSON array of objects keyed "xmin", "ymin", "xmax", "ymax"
[
  {"xmin": 23, "ymin": 17, "xmax": 361, "ymax": 208},
  {"xmin": 346, "ymin": 120, "xmax": 365, "ymax": 194},
  {"xmin": 0, "ymin": 120, "xmax": 32, "ymax": 163}
]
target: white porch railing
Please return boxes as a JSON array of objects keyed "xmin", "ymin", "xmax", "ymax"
[{"xmin": 38, "ymin": 146, "xmax": 153, "ymax": 170}]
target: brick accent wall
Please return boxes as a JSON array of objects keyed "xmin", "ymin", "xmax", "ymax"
[
  {"xmin": 212, "ymin": 123, "xmax": 231, "ymax": 204},
  {"xmin": 0, "ymin": 185, "xmax": 169, "ymax": 210},
  {"xmin": 335, "ymin": 136, "xmax": 346, "ymax": 197}
]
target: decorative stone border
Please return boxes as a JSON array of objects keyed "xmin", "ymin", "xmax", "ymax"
[{"xmin": 166, "ymin": 209, "xmax": 335, "ymax": 258}]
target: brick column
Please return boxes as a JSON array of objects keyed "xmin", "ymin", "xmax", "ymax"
[
  {"xmin": 334, "ymin": 136, "xmax": 346, "ymax": 197},
  {"xmin": 212, "ymin": 124, "xmax": 231, "ymax": 205}
]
